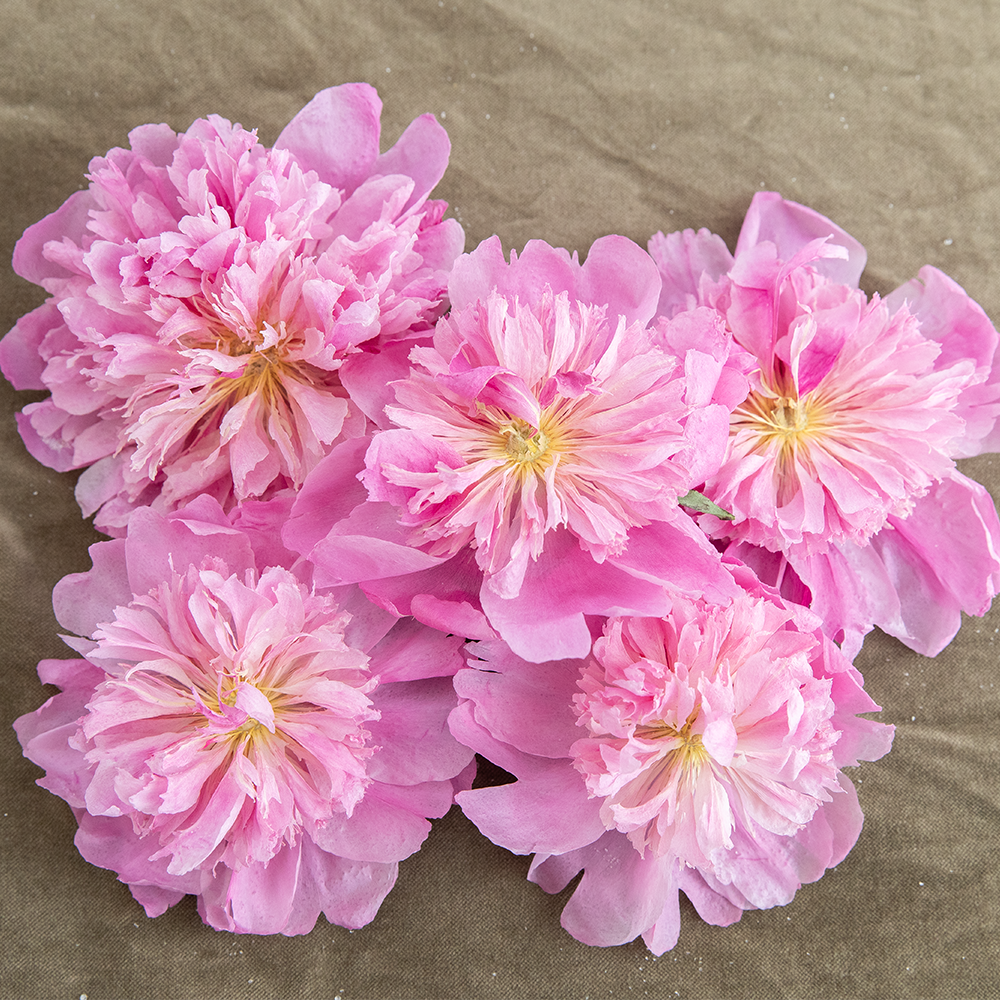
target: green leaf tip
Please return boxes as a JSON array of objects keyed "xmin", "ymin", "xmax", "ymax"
[{"xmin": 678, "ymin": 490, "xmax": 735, "ymax": 520}]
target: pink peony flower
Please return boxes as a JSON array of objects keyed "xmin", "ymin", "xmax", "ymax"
[
  {"xmin": 285, "ymin": 235, "xmax": 747, "ymax": 663},
  {"xmin": 650, "ymin": 193, "xmax": 1000, "ymax": 656},
  {"xmin": 14, "ymin": 496, "xmax": 473, "ymax": 935},
  {"xmin": 0, "ymin": 84, "xmax": 464, "ymax": 534},
  {"xmin": 450, "ymin": 563, "xmax": 892, "ymax": 954}
]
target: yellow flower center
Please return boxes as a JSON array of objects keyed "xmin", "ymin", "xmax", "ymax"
[
  {"xmin": 635, "ymin": 718, "xmax": 710, "ymax": 772},
  {"xmin": 495, "ymin": 412, "xmax": 568, "ymax": 477},
  {"xmin": 500, "ymin": 418, "xmax": 551, "ymax": 464},
  {"xmin": 214, "ymin": 348, "xmax": 291, "ymax": 407},
  {"xmin": 732, "ymin": 387, "xmax": 831, "ymax": 459}
]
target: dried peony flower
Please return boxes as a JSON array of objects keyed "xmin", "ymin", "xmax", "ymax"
[
  {"xmin": 449, "ymin": 563, "xmax": 893, "ymax": 954},
  {"xmin": 650, "ymin": 192, "xmax": 1000, "ymax": 656},
  {"xmin": 285, "ymin": 235, "xmax": 747, "ymax": 663},
  {"xmin": 0, "ymin": 84, "xmax": 464, "ymax": 534},
  {"xmin": 14, "ymin": 496, "xmax": 472, "ymax": 935}
]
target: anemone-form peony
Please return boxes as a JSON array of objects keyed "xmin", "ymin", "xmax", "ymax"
[
  {"xmin": 449, "ymin": 563, "xmax": 893, "ymax": 954},
  {"xmin": 284, "ymin": 235, "xmax": 748, "ymax": 663},
  {"xmin": 650, "ymin": 192, "xmax": 1000, "ymax": 656},
  {"xmin": 0, "ymin": 84, "xmax": 464, "ymax": 534},
  {"xmin": 14, "ymin": 496, "xmax": 473, "ymax": 935}
]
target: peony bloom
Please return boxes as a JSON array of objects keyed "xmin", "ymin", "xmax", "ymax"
[
  {"xmin": 0, "ymin": 84, "xmax": 464, "ymax": 534},
  {"xmin": 285, "ymin": 235, "xmax": 747, "ymax": 663},
  {"xmin": 450, "ymin": 564, "xmax": 892, "ymax": 954},
  {"xmin": 14, "ymin": 496, "xmax": 473, "ymax": 934},
  {"xmin": 650, "ymin": 193, "xmax": 1000, "ymax": 656}
]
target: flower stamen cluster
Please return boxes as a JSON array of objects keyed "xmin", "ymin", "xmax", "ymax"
[
  {"xmin": 82, "ymin": 562, "xmax": 377, "ymax": 874},
  {"xmin": 571, "ymin": 597, "xmax": 842, "ymax": 865}
]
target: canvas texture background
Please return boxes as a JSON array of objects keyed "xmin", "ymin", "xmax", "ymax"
[{"xmin": 1, "ymin": 2, "xmax": 998, "ymax": 998}]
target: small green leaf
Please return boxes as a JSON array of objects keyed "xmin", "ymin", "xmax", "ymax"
[{"xmin": 678, "ymin": 489, "xmax": 735, "ymax": 521}]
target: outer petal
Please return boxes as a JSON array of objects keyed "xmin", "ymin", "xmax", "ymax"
[
  {"xmin": 366, "ymin": 677, "xmax": 474, "ymax": 784},
  {"xmin": 374, "ymin": 113, "xmax": 452, "ymax": 216},
  {"xmin": 225, "ymin": 840, "xmax": 302, "ymax": 934},
  {"xmin": 577, "ymin": 234, "xmax": 662, "ymax": 328},
  {"xmin": 556, "ymin": 831, "xmax": 676, "ymax": 948},
  {"xmin": 452, "ymin": 645, "xmax": 585, "ymax": 759},
  {"xmin": 479, "ymin": 530, "xmax": 677, "ymax": 663},
  {"xmin": 282, "ymin": 437, "xmax": 371, "ymax": 558},
  {"xmin": 275, "ymin": 83, "xmax": 382, "ymax": 197},
  {"xmin": 0, "ymin": 302, "xmax": 64, "ymax": 389},
  {"xmin": 446, "ymin": 235, "xmax": 513, "ymax": 313},
  {"xmin": 885, "ymin": 265, "xmax": 1000, "ymax": 456},
  {"xmin": 450, "ymin": 701, "xmax": 606, "ymax": 856},
  {"xmin": 52, "ymin": 539, "xmax": 130, "ymax": 639},
  {"xmin": 871, "ymin": 471, "xmax": 1000, "ymax": 655},
  {"xmin": 124, "ymin": 505, "xmax": 256, "ymax": 598},
  {"xmin": 285, "ymin": 839, "xmax": 398, "ymax": 934},
  {"xmin": 648, "ymin": 227, "xmax": 734, "ymax": 319},
  {"xmin": 734, "ymin": 191, "xmax": 867, "ymax": 287},
  {"xmin": 309, "ymin": 786, "xmax": 434, "ymax": 863},
  {"xmin": 12, "ymin": 188, "xmax": 96, "ymax": 285}
]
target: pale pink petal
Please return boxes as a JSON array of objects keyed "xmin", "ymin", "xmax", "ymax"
[
  {"xmin": 365, "ymin": 615, "xmax": 466, "ymax": 683},
  {"xmin": 457, "ymin": 770, "xmax": 606, "ymax": 857},
  {"xmin": 275, "ymin": 83, "xmax": 382, "ymax": 196},
  {"xmin": 52, "ymin": 540, "xmax": 130, "ymax": 639},
  {"xmin": 886, "ymin": 265, "xmax": 1000, "ymax": 456},
  {"xmin": 225, "ymin": 841, "xmax": 302, "ymax": 934},
  {"xmin": 577, "ymin": 234, "xmax": 661, "ymax": 328},
  {"xmin": 558, "ymin": 832, "xmax": 675, "ymax": 948},
  {"xmin": 309, "ymin": 786, "xmax": 432, "ymax": 863},
  {"xmin": 647, "ymin": 227, "xmax": 734, "ymax": 319},
  {"xmin": 735, "ymin": 190, "xmax": 867, "ymax": 287},
  {"xmin": 453, "ymin": 642, "xmax": 586, "ymax": 759},
  {"xmin": 13, "ymin": 189, "xmax": 96, "ymax": 285},
  {"xmin": 367, "ymin": 677, "xmax": 474, "ymax": 784},
  {"xmin": 374, "ymin": 112, "xmax": 452, "ymax": 216},
  {"xmin": 0, "ymin": 303, "xmax": 64, "ymax": 389},
  {"xmin": 282, "ymin": 437, "xmax": 370, "ymax": 558},
  {"xmin": 284, "ymin": 839, "xmax": 398, "ymax": 933}
]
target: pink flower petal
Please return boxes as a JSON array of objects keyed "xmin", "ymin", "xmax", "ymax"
[
  {"xmin": 557, "ymin": 832, "xmax": 676, "ymax": 948},
  {"xmin": 275, "ymin": 83, "xmax": 382, "ymax": 197},
  {"xmin": 735, "ymin": 190, "xmax": 867, "ymax": 287},
  {"xmin": 374, "ymin": 112, "xmax": 452, "ymax": 217}
]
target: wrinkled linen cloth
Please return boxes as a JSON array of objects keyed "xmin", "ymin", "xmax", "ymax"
[{"xmin": 1, "ymin": 1, "xmax": 997, "ymax": 997}]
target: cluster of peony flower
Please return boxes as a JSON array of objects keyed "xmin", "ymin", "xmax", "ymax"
[{"xmin": 6, "ymin": 84, "xmax": 998, "ymax": 949}]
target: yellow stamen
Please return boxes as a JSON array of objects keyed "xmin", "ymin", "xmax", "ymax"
[
  {"xmin": 207, "ymin": 348, "xmax": 293, "ymax": 410},
  {"xmin": 732, "ymin": 387, "xmax": 830, "ymax": 459},
  {"xmin": 494, "ymin": 411, "xmax": 567, "ymax": 478},
  {"xmin": 635, "ymin": 718, "xmax": 710, "ymax": 771}
]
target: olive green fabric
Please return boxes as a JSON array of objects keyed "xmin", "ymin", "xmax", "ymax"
[{"xmin": 1, "ymin": 2, "xmax": 998, "ymax": 997}]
